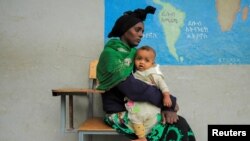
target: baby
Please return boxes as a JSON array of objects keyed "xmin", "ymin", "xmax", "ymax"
[{"xmin": 125, "ymin": 45, "xmax": 173, "ymax": 141}]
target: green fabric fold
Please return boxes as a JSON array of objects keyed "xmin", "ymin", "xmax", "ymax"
[{"xmin": 96, "ymin": 38, "xmax": 136, "ymax": 90}]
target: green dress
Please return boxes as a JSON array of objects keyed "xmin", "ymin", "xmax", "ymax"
[{"xmin": 104, "ymin": 112, "xmax": 195, "ymax": 141}]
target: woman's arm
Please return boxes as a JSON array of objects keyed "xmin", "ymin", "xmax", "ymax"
[{"xmin": 116, "ymin": 75, "xmax": 176, "ymax": 109}]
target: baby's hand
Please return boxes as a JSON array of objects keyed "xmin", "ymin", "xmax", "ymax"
[{"xmin": 163, "ymin": 93, "xmax": 172, "ymax": 107}]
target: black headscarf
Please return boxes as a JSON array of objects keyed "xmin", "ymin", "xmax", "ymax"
[{"xmin": 108, "ymin": 6, "xmax": 156, "ymax": 38}]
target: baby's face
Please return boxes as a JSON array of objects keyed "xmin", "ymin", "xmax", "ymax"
[{"xmin": 135, "ymin": 49, "xmax": 155, "ymax": 71}]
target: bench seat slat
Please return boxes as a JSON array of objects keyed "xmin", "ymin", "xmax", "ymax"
[
  {"xmin": 78, "ymin": 117, "xmax": 115, "ymax": 132},
  {"xmin": 52, "ymin": 88, "xmax": 104, "ymax": 96}
]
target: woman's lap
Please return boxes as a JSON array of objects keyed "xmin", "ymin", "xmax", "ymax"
[
  {"xmin": 157, "ymin": 116, "xmax": 196, "ymax": 141},
  {"xmin": 104, "ymin": 112, "xmax": 195, "ymax": 141}
]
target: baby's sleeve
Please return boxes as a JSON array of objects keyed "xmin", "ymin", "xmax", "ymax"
[{"xmin": 152, "ymin": 74, "xmax": 170, "ymax": 93}]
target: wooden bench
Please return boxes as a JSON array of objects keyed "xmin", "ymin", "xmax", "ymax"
[{"xmin": 52, "ymin": 60, "xmax": 119, "ymax": 141}]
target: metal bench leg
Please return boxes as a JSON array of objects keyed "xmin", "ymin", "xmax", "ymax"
[
  {"xmin": 61, "ymin": 95, "xmax": 66, "ymax": 132},
  {"xmin": 89, "ymin": 135, "xmax": 92, "ymax": 141},
  {"xmin": 78, "ymin": 132, "xmax": 84, "ymax": 141},
  {"xmin": 69, "ymin": 95, "xmax": 74, "ymax": 130}
]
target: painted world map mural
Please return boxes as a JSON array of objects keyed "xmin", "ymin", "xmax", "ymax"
[{"xmin": 105, "ymin": 0, "xmax": 250, "ymax": 65}]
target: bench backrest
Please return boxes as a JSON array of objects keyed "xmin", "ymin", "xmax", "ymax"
[
  {"xmin": 89, "ymin": 60, "xmax": 98, "ymax": 79},
  {"xmin": 88, "ymin": 59, "xmax": 99, "ymax": 118}
]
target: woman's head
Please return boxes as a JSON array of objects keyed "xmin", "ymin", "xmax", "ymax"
[
  {"xmin": 120, "ymin": 22, "xmax": 144, "ymax": 47},
  {"xmin": 108, "ymin": 6, "xmax": 156, "ymax": 47},
  {"xmin": 135, "ymin": 46, "xmax": 156, "ymax": 71}
]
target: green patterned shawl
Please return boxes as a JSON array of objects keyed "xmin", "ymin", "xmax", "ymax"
[{"xmin": 96, "ymin": 38, "xmax": 136, "ymax": 90}]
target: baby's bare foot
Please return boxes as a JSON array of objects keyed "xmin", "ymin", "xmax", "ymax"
[{"xmin": 131, "ymin": 138, "xmax": 147, "ymax": 141}]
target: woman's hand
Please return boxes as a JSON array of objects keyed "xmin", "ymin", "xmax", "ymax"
[{"xmin": 161, "ymin": 103, "xmax": 179, "ymax": 124}]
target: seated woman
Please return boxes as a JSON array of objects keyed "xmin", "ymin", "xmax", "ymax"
[{"xmin": 96, "ymin": 6, "xmax": 196, "ymax": 141}]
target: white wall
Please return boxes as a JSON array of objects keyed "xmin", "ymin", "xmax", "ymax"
[
  {"xmin": 0, "ymin": 0, "xmax": 249, "ymax": 141},
  {"xmin": 161, "ymin": 65, "xmax": 250, "ymax": 140},
  {"xmin": 0, "ymin": 0, "xmax": 105, "ymax": 141}
]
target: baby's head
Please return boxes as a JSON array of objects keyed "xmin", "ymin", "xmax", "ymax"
[{"xmin": 135, "ymin": 45, "xmax": 156, "ymax": 71}]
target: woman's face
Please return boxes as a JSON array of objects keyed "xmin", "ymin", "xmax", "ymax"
[{"xmin": 121, "ymin": 22, "xmax": 144, "ymax": 47}]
